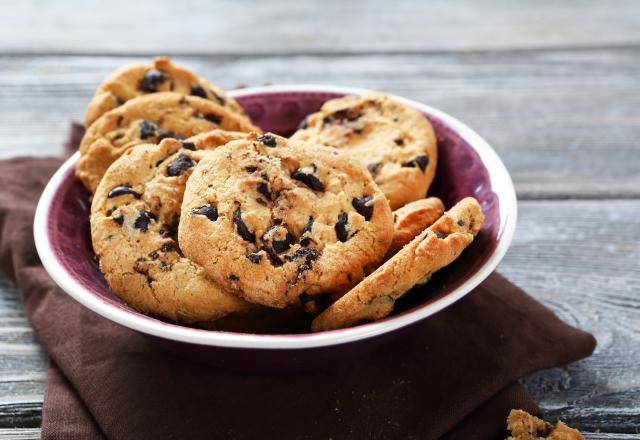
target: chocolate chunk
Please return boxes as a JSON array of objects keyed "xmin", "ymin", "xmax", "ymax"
[
  {"xmin": 148, "ymin": 250, "xmax": 159, "ymax": 260},
  {"xmin": 269, "ymin": 225, "xmax": 295, "ymax": 254},
  {"xmin": 210, "ymin": 89, "xmax": 226, "ymax": 106},
  {"xmin": 333, "ymin": 108, "xmax": 361, "ymax": 121},
  {"xmin": 322, "ymin": 116, "xmax": 332, "ymax": 125},
  {"xmin": 299, "ymin": 292, "xmax": 332, "ymax": 313},
  {"xmin": 107, "ymin": 185, "xmax": 141, "ymax": 199},
  {"xmin": 292, "ymin": 164, "xmax": 324, "ymax": 191},
  {"xmin": 140, "ymin": 69, "xmax": 167, "ymax": 92},
  {"xmin": 112, "ymin": 215, "xmax": 124, "ymax": 226},
  {"xmin": 263, "ymin": 247, "xmax": 284, "ymax": 267},
  {"xmin": 193, "ymin": 204, "xmax": 218, "ymax": 221},
  {"xmin": 353, "ymin": 127, "xmax": 363, "ymax": 135},
  {"xmin": 394, "ymin": 138, "xmax": 404, "ymax": 146},
  {"xmin": 229, "ymin": 273, "xmax": 239, "ymax": 281},
  {"xmin": 299, "ymin": 216, "xmax": 314, "ymax": 246},
  {"xmin": 161, "ymin": 242, "xmax": 174, "ymax": 252},
  {"xmin": 367, "ymin": 162, "xmax": 381, "ymax": 175},
  {"xmin": 134, "ymin": 210, "xmax": 157, "ymax": 232},
  {"xmin": 245, "ymin": 165, "xmax": 258, "ymax": 173},
  {"xmin": 457, "ymin": 220, "xmax": 465, "ymax": 227},
  {"xmin": 190, "ymin": 84, "xmax": 208, "ymax": 99},
  {"xmin": 204, "ymin": 113, "xmax": 222, "ymax": 124},
  {"xmin": 352, "ymin": 195, "xmax": 374, "ymax": 221},
  {"xmin": 284, "ymin": 246, "xmax": 320, "ymax": 273},
  {"xmin": 335, "ymin": 212, "xmax": 349, "ymax": 242},
  {"xmin": 246, "ymin": 253, "xmax": 262, "ymax": 264},
  {"xmin": 297, "ymin": 116, "xmax": 309, "ymax": 130},
  {"xmin": 138, "ymin": 120, "xmax": 157, "ymax": 139},
  {"xmin": 234, "ymin": 208, "xmax": 255, "ymax": 243},
  {"xmin": 434, "ymin": 230, "xmax": 447, "ymax": 239},
  {"xmin": 158, "ymin": 129, "xmax": 181, "ymax": 141},
  {"xmin": 402, "ymin": 155, "xmax": 429, "ymax": 172},
  {"xmin": 257, "ymin": 134, "xmax": 277, "ymax": 147},
  {"xmin": 257, "ymin": 182, "xmax": 271, "ymax": 200},
  {"xmin": 180, "ymin": 140, "xmax": 197, "ymax": 151},
  {"xmin": 167, "ymin": 153, "xmax": 196, "ymax": 176}
]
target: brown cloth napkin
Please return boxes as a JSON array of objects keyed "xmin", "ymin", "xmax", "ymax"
[{"xmin": 0, "ymin": 124, "xmax": 596, "ymax": 440}]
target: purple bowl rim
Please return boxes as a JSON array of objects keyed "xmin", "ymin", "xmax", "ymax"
[{"xmin": 33, "ymin": 84, "xmax": 517, "ymax": 350}]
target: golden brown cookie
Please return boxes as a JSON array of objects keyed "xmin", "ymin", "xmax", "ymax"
[
  {"xmin": 85, "ymin": 56, "xmax": 246, "ymax": 127},
  {"xmin": 292, "ymin": 93, "xmax": 438, "ymax": 209},
  {"xmin": 507, "ymin": 409, "xmax": 585, "ymax": 440},
  {"xmin": 386, "ymin": 197, "xmax": 445, "ymax": 258},
  {"xmin": 178, "ymin": 133, "xmax": 394, "ymax": 309},
  {"xmin": 311, "ymin": 197, "xmax": 484, "ymax": 331},
  {"xmin": 90, "ymin": 136, "xmax": 256, "ymax": 322},
  {"xmin": 77, "ymin": 92, "xmax": 259, "ymax": 193}
]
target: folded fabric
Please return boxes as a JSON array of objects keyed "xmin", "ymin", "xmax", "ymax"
[{"xmin": 0, "ymin": 124, "xmax": 596, "ymax": 439}]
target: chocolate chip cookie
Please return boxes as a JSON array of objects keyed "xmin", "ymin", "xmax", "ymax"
[
  {"xmin": 507, "ymin": 410, "xmax": 585, "ymax": 440},
  {"xmin": 292, "ymin": 93, "xmax": 438, "ymax": 210},
  {"xmin": 386, "ymin": 197, "xmax": 445, "ymax": 258},
  {"xmin": 76, "ymin": 92, "xmax": 260, "ymax": 193},
  {"xmin": 85, "ymin": 56, "xmax": 246, "ymax": 127},
  {"xmin": 311, "ymin": 197, "xmax": 484, "ymax": 331},
  {"xmin": 91, "ymin": 136, "xmax": 255, "ymax": 322},
  {"xmin": 178, "ymin": 133, "xmax": 394, "ymax": 309}
]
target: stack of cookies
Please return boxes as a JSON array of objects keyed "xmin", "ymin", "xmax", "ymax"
[{"xmin": 79, "ymin": 57, "xmax": 484, "ymax": 333}]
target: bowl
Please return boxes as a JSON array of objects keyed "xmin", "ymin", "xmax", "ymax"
[{"xmin": 33, "ymin": 85, "xmax": 517, "ymax": 371}]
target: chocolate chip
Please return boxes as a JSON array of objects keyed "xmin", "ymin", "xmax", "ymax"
[
  {"xmin": 193, "ymin": 204, "xmax": 218, "ymax": 221},
  {"xmin": 158, "ymin": 129, "xmax": 181, "ymax": 141},
  {"xmin": 394, "ymin": 138, "xmax": 404, "ymax": 146},
  {"xmin": 322, "ymin": 115, "xmax": 332, "ymax": 125},
  {"xmin": 246, "ymin": 253, "xmax": 262, "ymax": 264},
  {"xmin": 234, "ymin": 208, "xmax": 255, "ymax": 243},
  {"xmin": 210, "ymin": 89, "xmax": 226, "ymax": 106},
  {"xmin": 284, "ymin": 246, "xmax": 320, "ymax": 273},
  {"xmin": 134, "ymin": 210, "xmax": 157, "ymax": 232},
  {"xmin": 245, "ymin": 165, "xmax": 258, "ymax": 173},
  {"xmin": 353, "ymin": 127, "xmax": 363, "ymax": 135},
  {"xmin": 263, "ymin": 247, "xmax": 284, "ymax": 267},
  {"xmin": 434, "ymin": 230, "xmax": 447, "ymax": 239},
  {"xmin": 190, "ymin": 84, "xmax": 208, "ymax": 99},
  {"xmin": 352, "ymin": 195, "xmax": 374, "ymax": 221},
  {"xmin": 335, "ymin": 212, "xmax": 349, "ymax": 242},
  {"xmin": 367, "ymin": 162, "xmax": 381, "ymax": 175},
  {"xmin": 229, "ymin": 273, "xmax": 239, "ymax": 281},
  {"xmin": 257, "ymin": 133, "xmax": 277, "ymax": 147},
  {"xmin": 113, "ymin": 215, "xmax": 124, "ymax": 226},
  {"xmin": 167, "ymin": 153, "xmax": 196, "ymax": 176},
  {"xmin": 140, "ymin": 69, "xmax": 167, "ymax": 92},
  {"xmin": 457, "ymin": 220, "xmax": 465, "ymax": 227},
  {"xmin": 180, "ymin": 141, "xmax": 197, "ymax": 151},
  {"xmin": 107, "ymin": 185, "xmax": 141, "ymax": 198},
  {"xmin": 292, "ymin": 164, "xmax": 324, "ymax": 191},
  {"xmin": 299, "ymin": 292, "xmax": 332, "ymax": 313},
  {"xmin": 204, "ymin": 113, "xmax": 222, "ymax": 124},
  {"xmin": 148, "ymin": 250, "xmax": 159, "ymax": 260},
  {"xmin": 139, "ymin": 120, "xmax": 157, "ymax": 139},
  {"xmin": 161, "ymin": 242, "xmax": 173, "ymax": 252},
  {"xmin": 297, "ymin": 116, "xmax": 309, "ymax": 130},
  {"xmin": 333, "ymin": 108, "xmax": 361, "ymax": 122},
  {"xmin": 402, "ymin": 155, "xmax": 429, "ymax": 172},
  {"xmin": 263, "ymin": 224, "xmax": 295, "ymax": 254}
]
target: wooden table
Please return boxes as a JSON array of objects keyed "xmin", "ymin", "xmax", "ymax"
[{"xmin": 1, "ymin": 1, "xmax": 638, "ymax": 438}]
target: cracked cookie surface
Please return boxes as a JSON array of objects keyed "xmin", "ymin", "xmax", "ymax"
[
  {"xmin": 178, "ymin": 133, "xmax": 394, "ymax": 309},
  {"xmin": 90, "ymin": 134, "xmax": 255, "ymax": 322},
  {"xmin": 311, "ymin": 197, "xmax": 484, "ymax": 331},
  {"xmin": 387, "ymin": 197, "xmax": 445, "ymax": 258},
  {"xmin": 77, "ymin": 92, "xmax": 259, "ymax": 193},
  {"xmin": 85, "ymin": 56, "xmax": 247, "ymax": 127},
  {"xmin": 292, "ymin": 93, "xmax": 437, "ymax": 209}
]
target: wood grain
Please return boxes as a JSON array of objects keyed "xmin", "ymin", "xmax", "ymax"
[
  {"xmin": 0, "ymin": 200, "xmax": 638, "ymax": 433},
  {"xmin": 1, "ymin": 0, "xmax": 640, "ymax": 55},
  {"xmin": 0, "ymin": 49, "xmax": 639, "ymax": 199}
]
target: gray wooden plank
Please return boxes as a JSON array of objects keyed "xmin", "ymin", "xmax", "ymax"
[
  {"xmin": 0, "ymin": 200, "xmax": 638, "ymax": 434},
  {"xmin": 0, "ymin": 50, "xmax": 639, "ymax": 199},
  {"xmin": 1, "ymin": 0, "xmax": 640, "ymax": 55},
  {"xmin": 0, "ymin": 429, "xmax": 40, "ymax": 440}
]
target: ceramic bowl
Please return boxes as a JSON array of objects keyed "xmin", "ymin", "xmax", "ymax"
[{"xmin": 34, "ymin": 85, "xmax": 517, "ymax": 371}]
